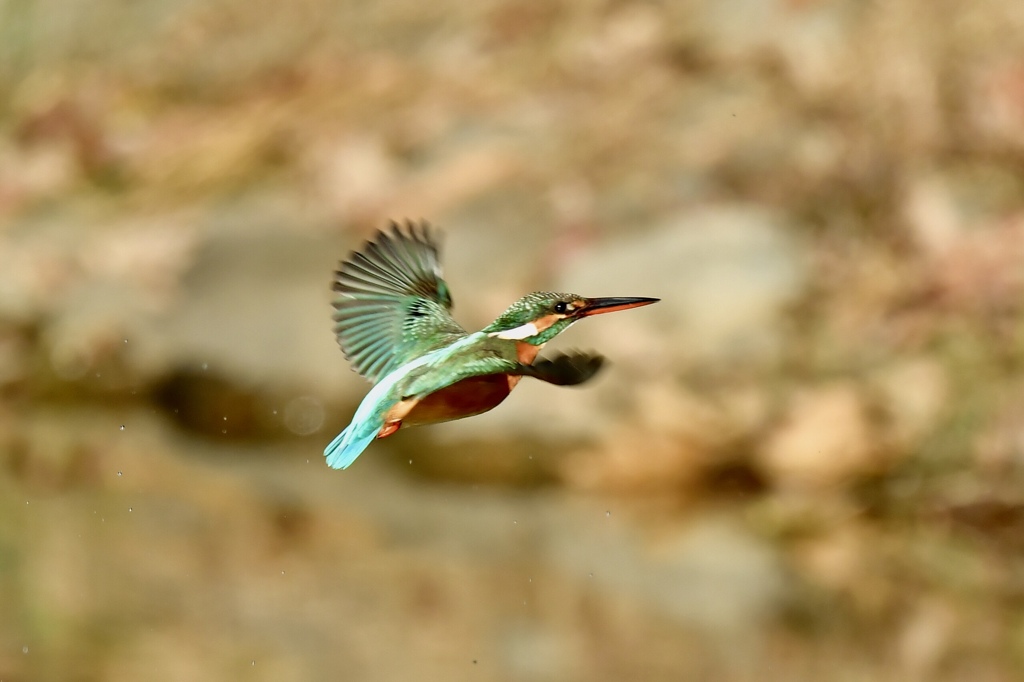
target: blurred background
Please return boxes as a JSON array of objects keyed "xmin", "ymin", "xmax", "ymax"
[{"xmin": 2, "ymin": 0, "xmax": 1024, "ymax": 680}]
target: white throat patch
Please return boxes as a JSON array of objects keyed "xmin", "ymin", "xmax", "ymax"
[{"xmin": 489, "ymin": 322, "xmax": 539, "ymax": 340}]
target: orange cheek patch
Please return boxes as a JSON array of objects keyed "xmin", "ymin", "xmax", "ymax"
[{"xmin": 532, "ymin": 314, "xmax": 562, "ymax": 332}]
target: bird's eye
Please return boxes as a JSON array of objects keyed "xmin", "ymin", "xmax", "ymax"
[{"xmin": 554, "ymin": 301, "xmax": 568, "ymax": 314}]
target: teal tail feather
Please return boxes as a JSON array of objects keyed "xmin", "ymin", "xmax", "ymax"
[
  {"xmin": 324, "ymin": 384, "xmax": 402, "ymax": 470},
  {"xmin": 324, "ymin": 423, "xmax": 378, "ymax": 470}
]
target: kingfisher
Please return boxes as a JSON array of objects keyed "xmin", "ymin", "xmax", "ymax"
[{"xmin": 324, "ymin": 221, "xmax": 658, "ymax": 469}]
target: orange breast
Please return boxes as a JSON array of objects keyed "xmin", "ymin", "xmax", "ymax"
[{"xmin": 516, "ymin": 341, "xmax": 542, "ymax": 364}]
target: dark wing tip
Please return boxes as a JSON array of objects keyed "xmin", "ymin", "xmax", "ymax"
[
  {"xmin": 527, "ymin": 350, "xmax": 606, "ymax": 386},
  {"xmin": 331, "ymin": 220, "xmax": 443, "ymax": 292},
  {"xmin": 330, "ymin": 268, "xmax": 346, "ymax": 292},
  {"xmin": 385, "ymin": 218, "xmax": 440, "ymax": 249},
  {"xmin": 561, "ymin": 350, "xmax": 605, "ymax": 380}
]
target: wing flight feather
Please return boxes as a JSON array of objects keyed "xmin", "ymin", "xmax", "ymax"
[{"xmin": 332, "ymin": 221, "xmax": 466, "ymax": 383}]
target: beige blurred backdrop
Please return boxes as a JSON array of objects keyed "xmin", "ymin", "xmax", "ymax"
[{"xmin": 2, "ymin": 0, "xmax": 1024, "ymax": 680}]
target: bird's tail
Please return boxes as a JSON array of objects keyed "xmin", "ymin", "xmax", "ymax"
[{"xmin": 324, "ymin": 422, "xmax": 379, "ymax": 470}]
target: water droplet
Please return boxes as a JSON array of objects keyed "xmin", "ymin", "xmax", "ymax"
[
  {"xmin": 281, "ymin": 571, "xmax": 285, "ymax": 576},
  {"xmin": 201, "ymin": 362, "xmax": 208, "ymax": 371},
  {"xmin": 119, "ymin": 425, "xmax": 125, "ymax": 431},
  {"xmin": 251, "ymin": 660, "xmax": 255, "ymax": 666},
  {"xmin": 283, "ymin": 396, "xmax": 325, "ymax": 436},
  {"xmin": 408, "ymin": 459, "xmax": 412, "ymax": 465},
  {"xmin": 588, "ymin": 572, "xmax": 594, "ymax": 578},
  {"xmin": 123, "ymin": 338, "xmax": 128, "ymax": 344},
  {"xmin": 527, "ymin": 577, "xmax": 532, "ymax": 583},
  {"xmin": 221, "ymin": 429, "xmax": 227, "ymax": 434},
  {"xmin": 117, "ymin": 471, "xmax": 123, "ymax": 477},
  {"xmin": 223, "ymin": 416, "xmax": 227, "ymax": 421},
  {"xmin": 513, "ymin": 520, "xmax": 517, "ymax": 525},
  {"xmin": 272, "ymin": 409, "xmax": 278, "ymax": 415},
  {"xmin": 22, "ymin": 646, "xmax": 28, "ymax": 654},
  {"xmin": 128, "ymin": 507, "xmax": 133, "ymax": 512},
  {"xmin": 605, "ymin": 510, "xmax": 611, "ymax": 518}
]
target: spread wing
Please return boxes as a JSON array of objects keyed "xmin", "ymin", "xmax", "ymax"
[{"xmin": 332, "ymin": 221, "xmax": 467, "ymax": 383}]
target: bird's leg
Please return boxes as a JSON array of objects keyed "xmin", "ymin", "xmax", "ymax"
[
  {"xmin": 377, "ymin": 421, "xmax": 402, "ymax": 438},
  {"xmin": 377, "ymin": 397, "xmax": 419, "ymax": 438}
]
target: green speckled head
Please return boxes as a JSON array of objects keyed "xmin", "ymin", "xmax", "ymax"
[
  {"xmin": 483, "ymin": 292, "xmax": 584, "ymax": 346},
  {"xmin": 484, "ymin": 292, "xmax": 661, "ymax": 346}
]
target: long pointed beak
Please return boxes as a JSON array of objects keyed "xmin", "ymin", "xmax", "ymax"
[{"xmin": 579, "ymin": 296, "xmax": 660, "ymax": 317}]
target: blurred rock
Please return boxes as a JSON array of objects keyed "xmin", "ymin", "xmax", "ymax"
[
  {"xmin": 717, "ymin": 384, "xmax": 772, "ymax": 437},
  {"xmin": 902, "ymin": 175, "xmax": 964, "ymax": 256},
  {"xmin": 904, "ymin": 165, "xmax": 1024, "ymax": 255},
  {"xmin": 0, "ymin": 329, "xmax": 30, "ymax": 388},
  {"xmin": 560, "ymin": 382, "xmax": 729, "ymax": 493},
  {"xmin": 561, "ymin": 426, "xmax": 707, "ymax": 493},
  {"xmin": 967, "ymin": 56, "xmax": 1024, "ymax": 151},
  {"xmin": 903, "ymin": 168, "xmax": 1024, "ymax": 321},
  {"xmin": 310, "ymin": 134, "xmax": 400, "ymax": 222},
  {"xmin": 0, "ymin": 226, "xmax": 78, "ymax": 324},
  {"xmin": 390, "ymin": 142, "xmax": 521, "ymax": 220},
  {"xmin": 897, "ymin": 599, "xmax": 956, "ymax": 680},
  {"xmin": 757, "ymin": 383, "xmax": 880, "ymax": 490},
  {"xmin": 793, "ymin": 525, "xmax": 867, "ymax": 594},
  {"xmin": 550, "ymin": 511, "xmax": 790, "ymax": 639},
  {"xmin": 1, "ymin": 404, "xmax": 793, "ymax": 681},
  {"xmin": 0, "ymin": 137, "xmax": 79, "ymax": 212},
  {"xmin": 78, "ymin": 217, "xmax": 199, "ymax": 298},
  {"xmin": 567, "ymin": 4, "xmax": 665, "ymax": 74},
  {"xmin": 694, "ymin": 0, "xmax": 856, "ymax": 96},
  {"xmin": 974, "ymin": 389, "xmax": 1024, "ymax": 474},
  {"xmin": 0, "ymin": 196, "xmax": 366, "ymax": 442},
  {"xmin": 853, "ymin": 0, "xmax": 945, "ymax": 152},
  {"xmin": 37, "ymin": 215, "xmax": 201, "ymax": 386},
  {"xmin": 559, "ymin": 206, "xmax": 808, "ymax": 370},
  {"xmin": 870, "ymin": 357, "xmax": 948, "ymax": 454},
  {"xmin": 133, "ymin": 217, "xmax": 355, "ymax": 399},
  {"xmin": 936, "ymin": 217, "xmax": 1024, "ymax": 317}
]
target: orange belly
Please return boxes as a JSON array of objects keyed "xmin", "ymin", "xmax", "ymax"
[{"xmin": 402, "ymin": 374, "xmax": 517, "ymax": 427}]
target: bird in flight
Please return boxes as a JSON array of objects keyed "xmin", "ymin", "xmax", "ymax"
[{"xmin": 324, "ymin": 221, "xmax": 658, "ymax": 469}]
